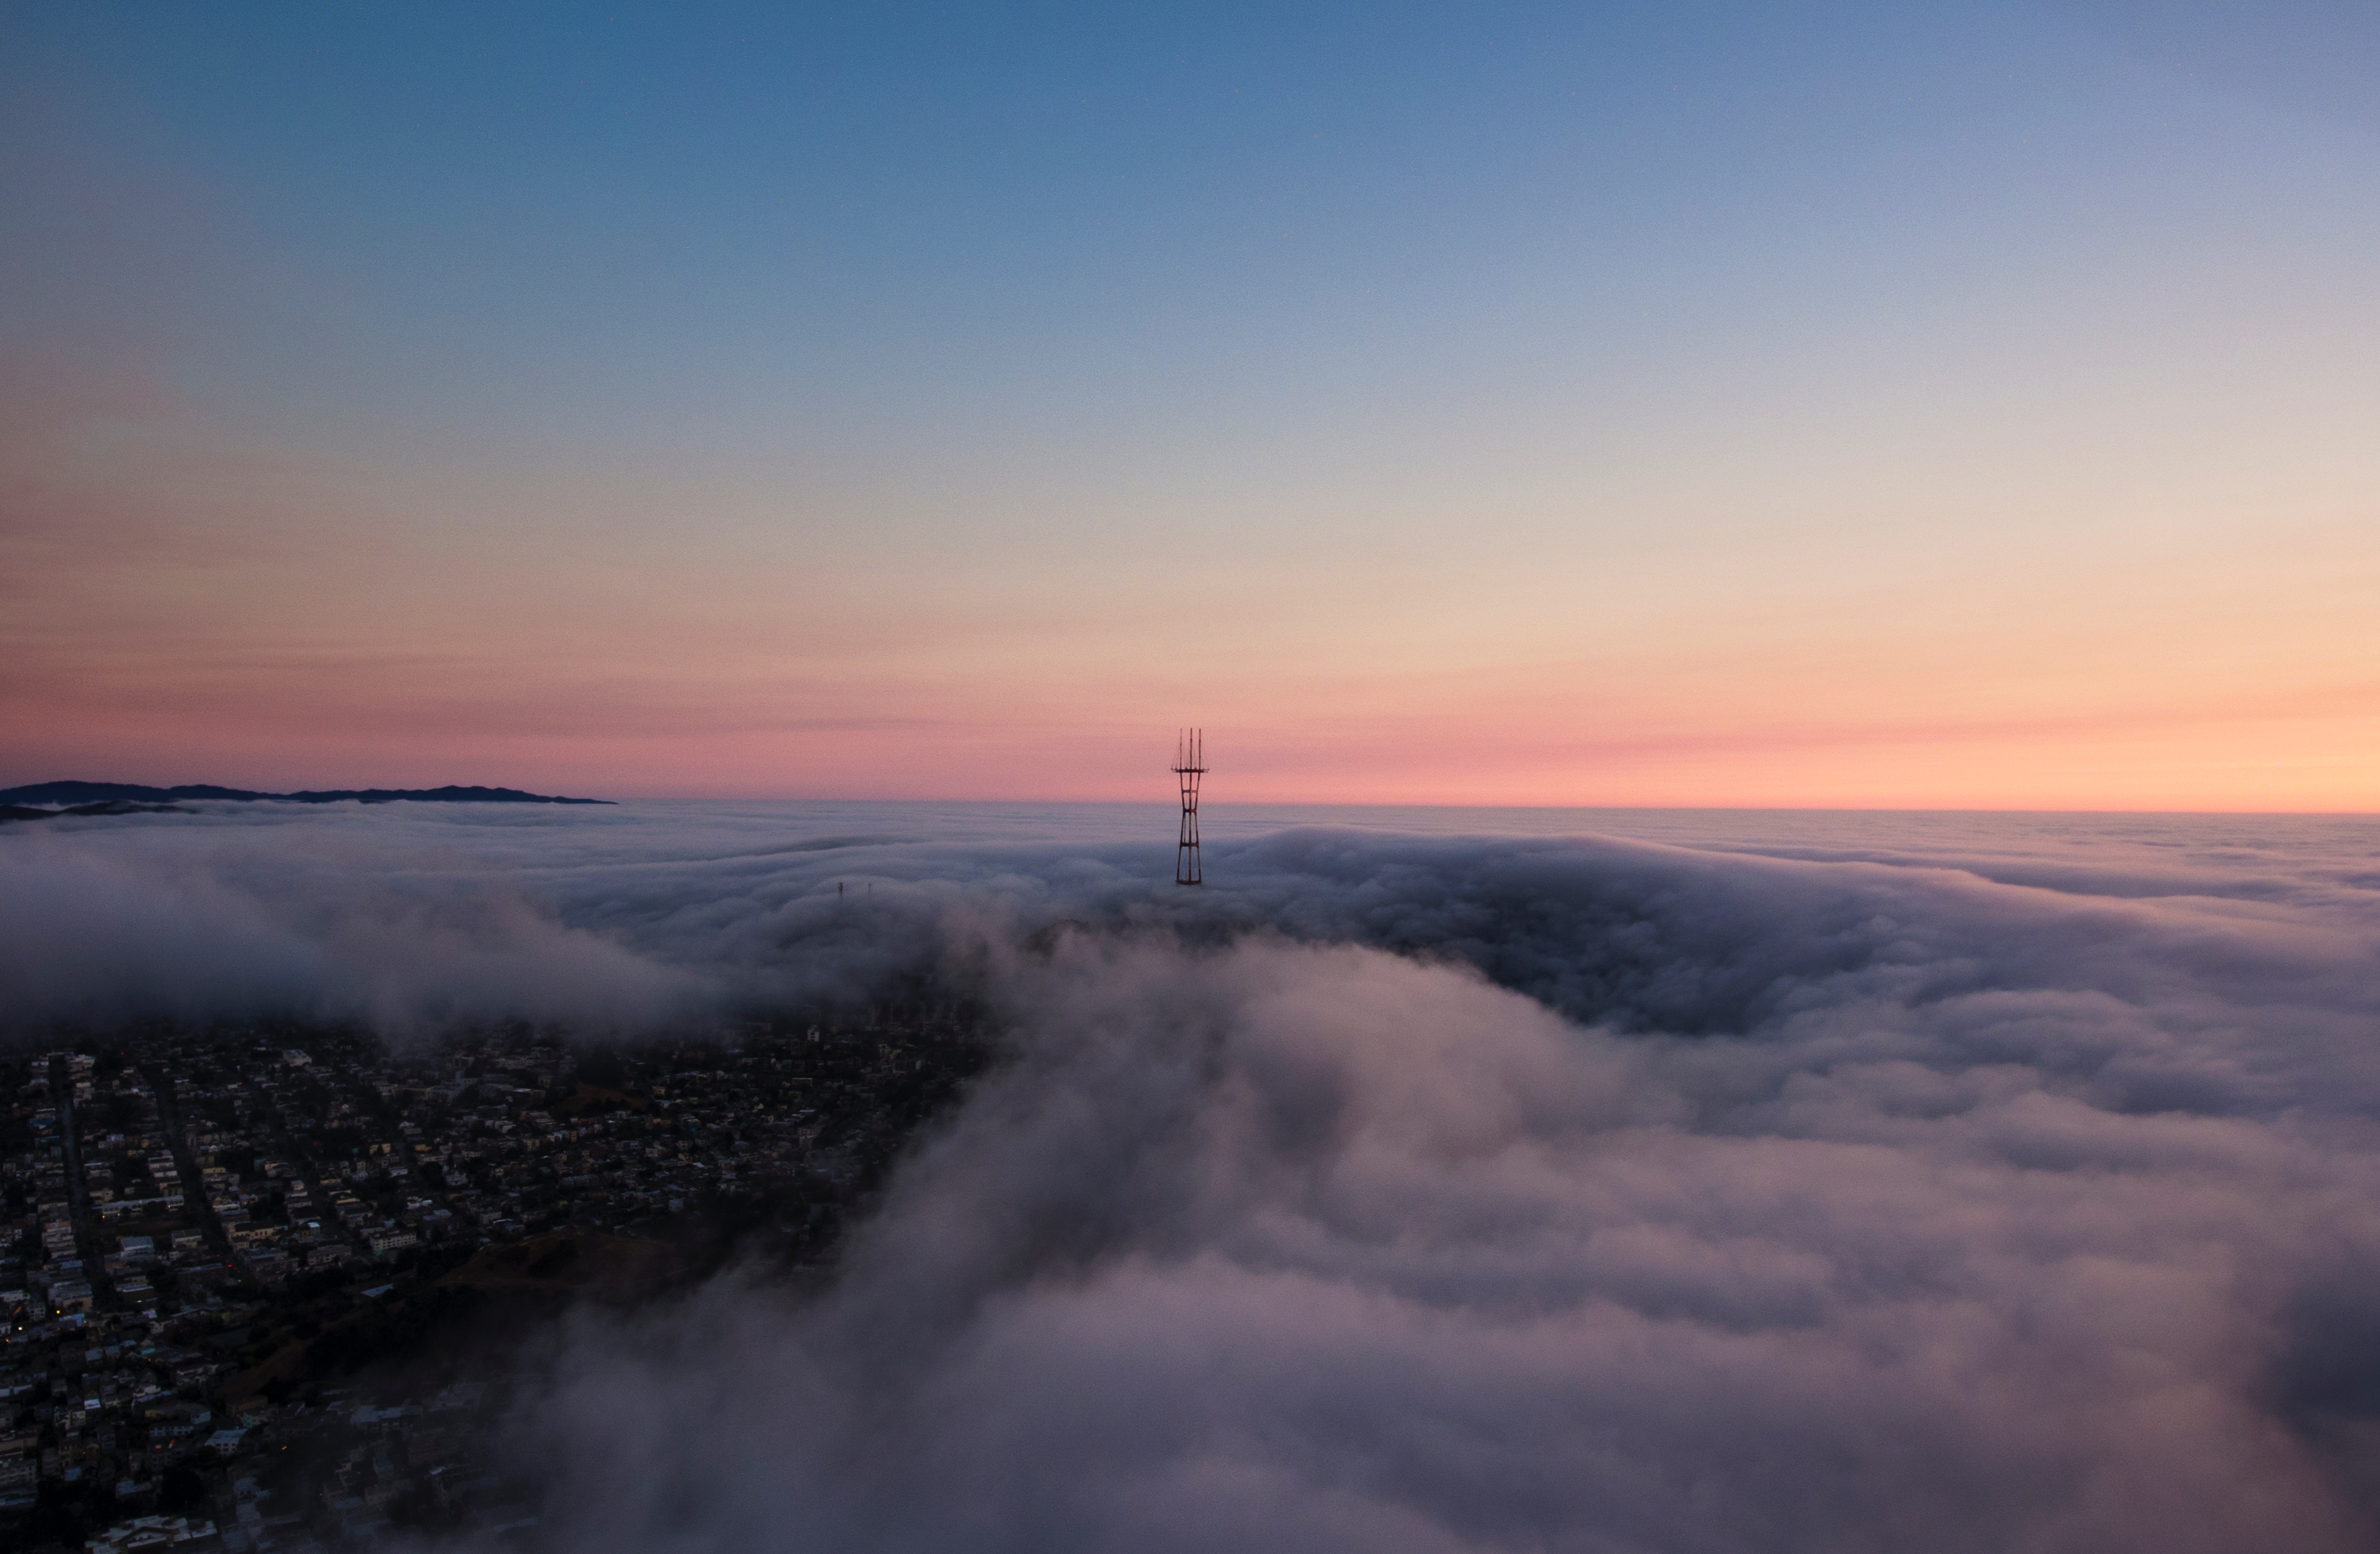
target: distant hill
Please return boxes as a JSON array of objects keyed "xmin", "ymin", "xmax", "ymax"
[{"xmin": 0, "ymin": 781, "xmax": 612, "ymax": 808}]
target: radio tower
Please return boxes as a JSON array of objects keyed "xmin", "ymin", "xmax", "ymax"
[{"xmin": 1172, "ymin": 728, "xmax": 1205, "ymax": 885}]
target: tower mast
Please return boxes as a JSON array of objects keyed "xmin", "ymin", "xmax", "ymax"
[{"xmin": 1172, "ymin": 728, "xmax": 1205, "ymax": 886}]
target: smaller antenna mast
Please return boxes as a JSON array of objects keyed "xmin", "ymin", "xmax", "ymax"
[{"xmin": 1172, "ymin": 728, "xmax": 1206, "ymax": 885}]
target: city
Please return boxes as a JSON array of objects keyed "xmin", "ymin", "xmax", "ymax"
[{"xmin": 2, "ymin": 1009, "xmax": 990, "ymax": 1551}]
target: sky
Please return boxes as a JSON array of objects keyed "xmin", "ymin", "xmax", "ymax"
[{"xmin": 3, "ymin": 1, "xmax": 2376, "ymax": 808}]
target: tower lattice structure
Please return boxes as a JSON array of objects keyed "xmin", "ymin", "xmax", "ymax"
[{"xmin": 1173, "ymin": 728, "xmax": 1205, "ymax": 885}]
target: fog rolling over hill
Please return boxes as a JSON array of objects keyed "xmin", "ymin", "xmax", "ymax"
[{"xmin": 8, "ymin": 802, "xmax": 2380, "ymax": 1552}]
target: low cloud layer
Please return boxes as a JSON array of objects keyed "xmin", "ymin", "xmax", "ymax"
[{"xmin": 8, "ymin": 802, "xmax": 2380, "ymax": 1550}]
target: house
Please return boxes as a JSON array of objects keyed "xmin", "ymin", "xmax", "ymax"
[{"xmin": 84, "ymin": 1513, "xmax": 221, "ymax": 1551}]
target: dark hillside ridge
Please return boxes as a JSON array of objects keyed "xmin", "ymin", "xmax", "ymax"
[{"xmin": 0, "ymin": 781, "xmax": 612, "ymax": 806}]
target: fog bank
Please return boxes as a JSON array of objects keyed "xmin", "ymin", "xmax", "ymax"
[{"xmin": 8, "ymin": 802, "xmax": 2380, "ymax": 1550}]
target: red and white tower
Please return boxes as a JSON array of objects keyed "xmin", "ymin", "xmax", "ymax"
[{"xmin": 1172, "ymin": 728, "xmax": 1205, "ymax": 886}]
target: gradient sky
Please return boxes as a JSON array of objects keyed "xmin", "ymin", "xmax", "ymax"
[{"xmin": 4, "ymin": 1, "xmax": 2376, "ymax": 807}]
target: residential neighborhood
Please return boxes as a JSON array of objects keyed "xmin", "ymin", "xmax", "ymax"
[{"xmin": 2, "ymin": 1009, "xmax": 988, "ymax": 1551}]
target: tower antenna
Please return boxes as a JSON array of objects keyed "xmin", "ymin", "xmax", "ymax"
[{"xmin": 1172, "ymin": 728, "xmax": 1206, "ymax": 886}]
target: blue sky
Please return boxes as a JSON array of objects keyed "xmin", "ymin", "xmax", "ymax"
[{"xmin": 4, "ymin": 2, "xmax": 2376, "ymax": 805}]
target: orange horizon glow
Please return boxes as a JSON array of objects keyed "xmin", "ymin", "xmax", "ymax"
[{"xmin": 6, "ymin": 349, "xmax": 2375, "ymax": 813}]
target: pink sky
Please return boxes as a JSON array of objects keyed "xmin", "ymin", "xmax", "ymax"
[{"xmin": 8, "ymin": 336, "xmax": 2379, "ymax": 808}]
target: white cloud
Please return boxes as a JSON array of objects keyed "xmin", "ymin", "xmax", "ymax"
[{"xmin": 9, "ymin": 801, "xmax": 2380, "ymax": 1549}]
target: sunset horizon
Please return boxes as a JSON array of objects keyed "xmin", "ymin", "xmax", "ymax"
[{"xmin": 8, "ymin": 4, "xmax": 2376, "ymax": 816}]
